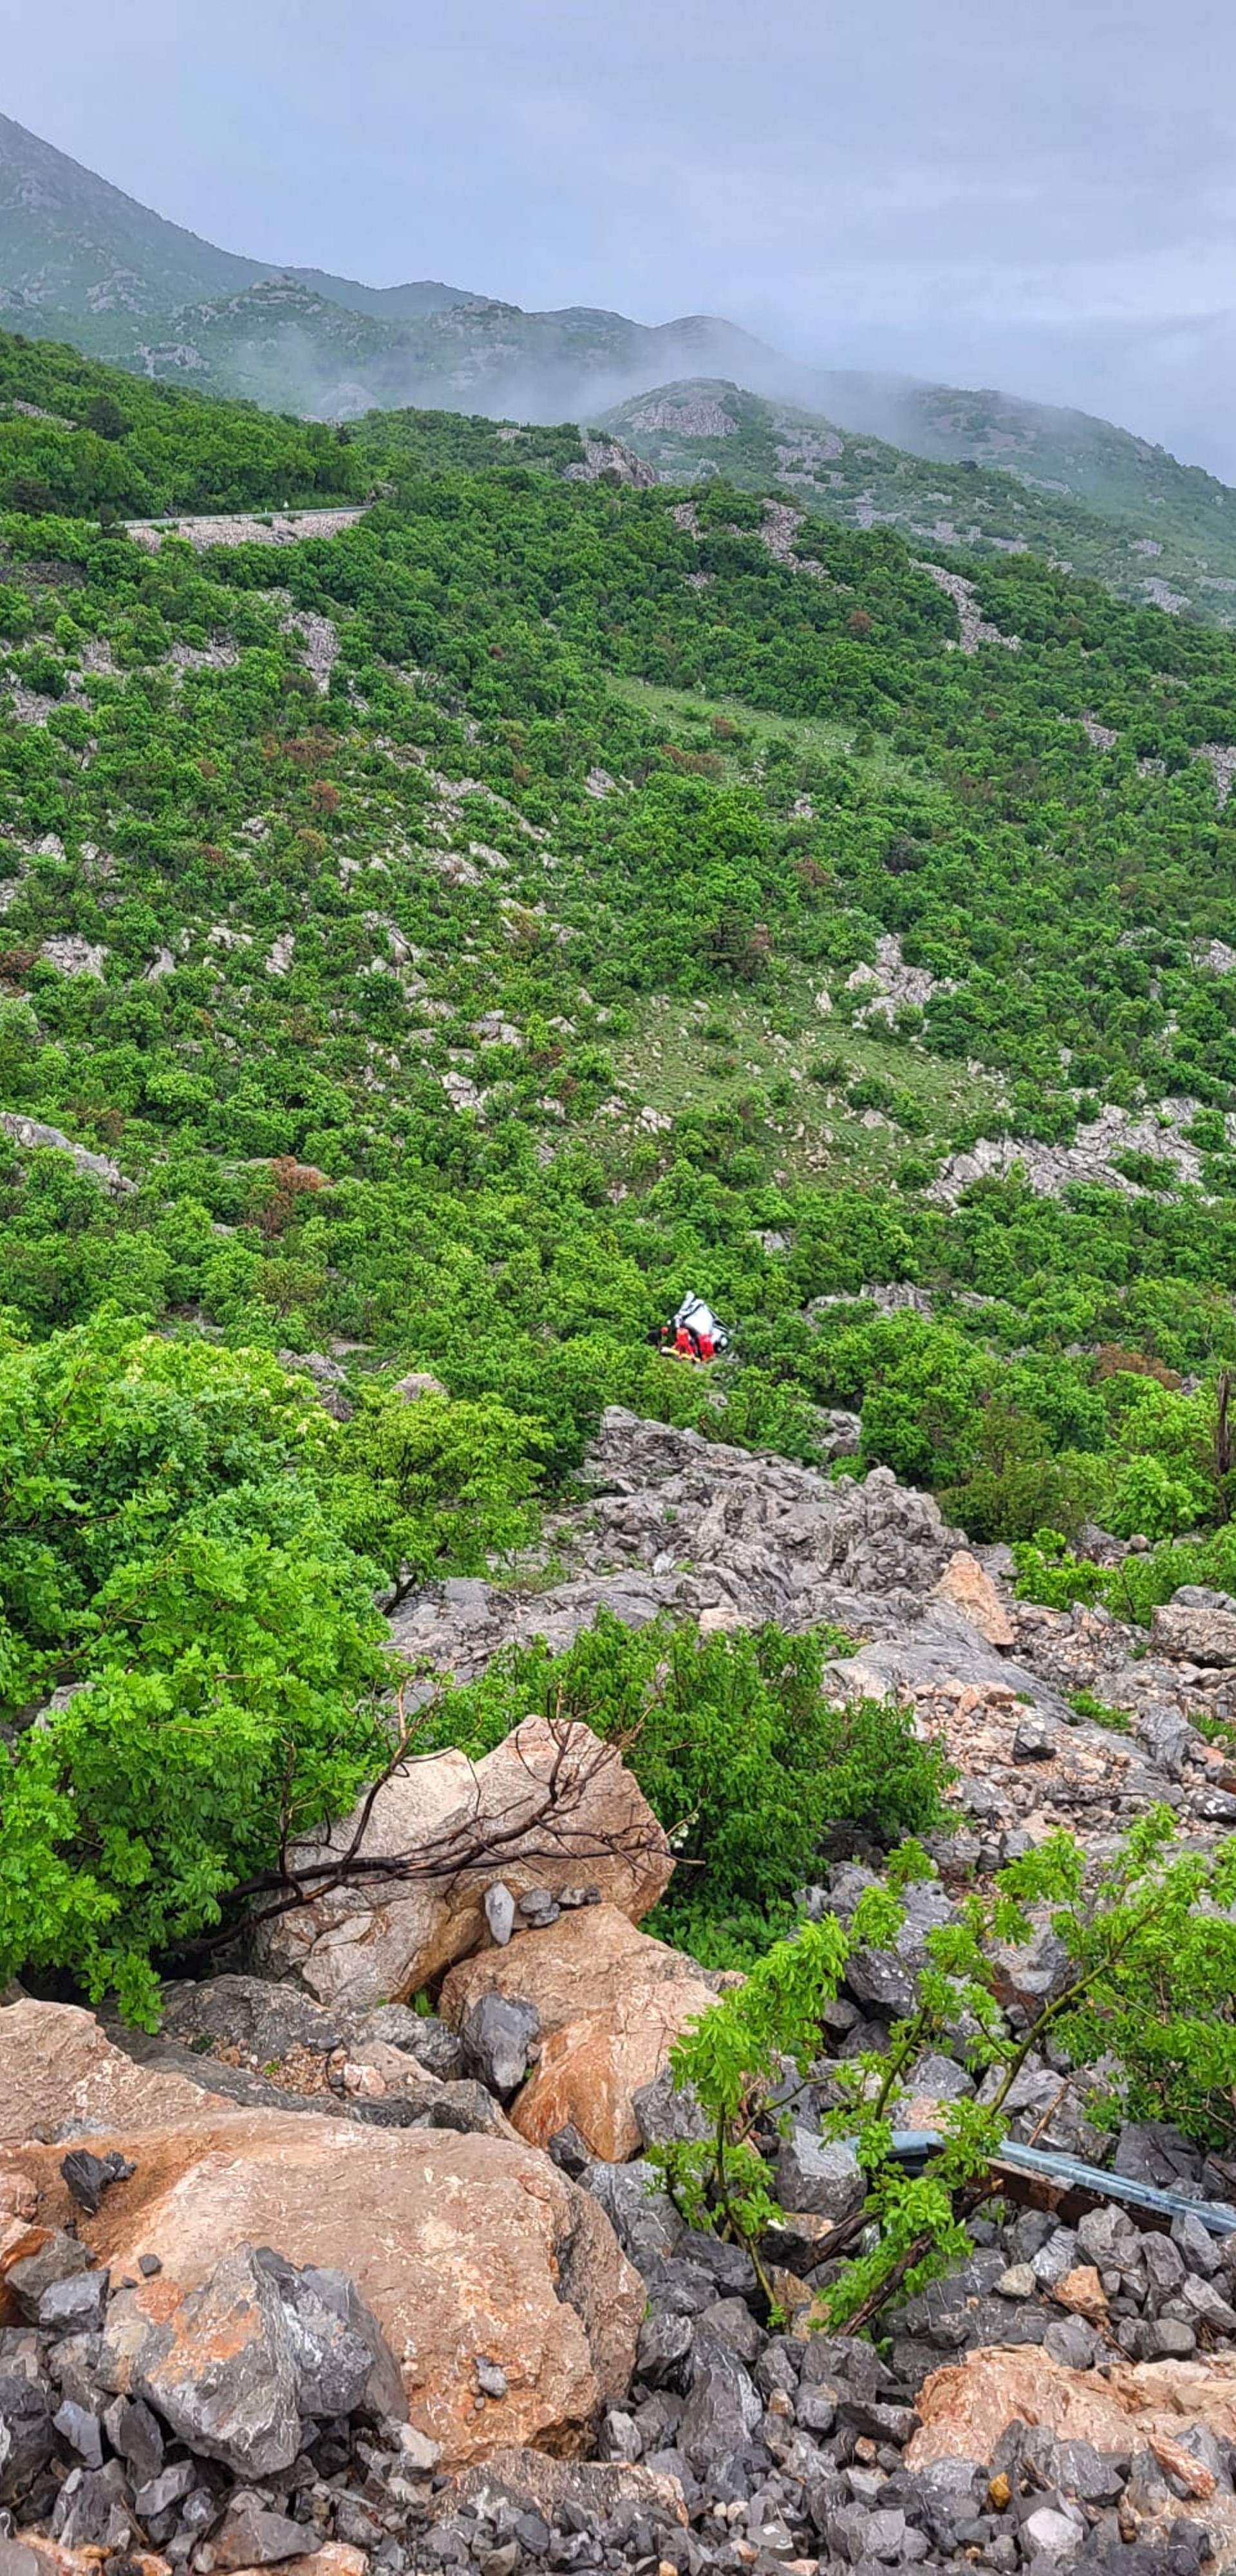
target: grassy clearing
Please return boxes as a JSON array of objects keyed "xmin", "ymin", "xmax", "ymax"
[
  {"xmin": 606, "ymin": 674, "xmax": 936, "ymax": 791},
  {"xmin": 606, "ymin": 971, "xmax": 1004, "ymax": 1186}
]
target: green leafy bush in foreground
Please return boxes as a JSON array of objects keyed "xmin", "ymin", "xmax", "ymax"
[
  {"xmin": 422, "ymin": 1611, "xmax": 953, "ymax": 1960},
  {"xmin": 657, "ymin": 1810, "xmax": 1236, "ymax": 2324},
  {"xmin": 0, "ymin": 1314, "xmax": 391, "ymax": 2021}
]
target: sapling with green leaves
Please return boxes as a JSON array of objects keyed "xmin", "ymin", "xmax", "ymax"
[{"xmin": 654, "ymin": 1810, "xmax": 1236, "ymax": 2331}]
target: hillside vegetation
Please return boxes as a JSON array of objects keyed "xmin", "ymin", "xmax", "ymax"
[
  {"xmin": 603, "ymin": 378, "xmax": 1236, "ymax": 628},
  {"xmin": 8, "ymin": 326, "xmax": 1236, "ymax": 1991}
]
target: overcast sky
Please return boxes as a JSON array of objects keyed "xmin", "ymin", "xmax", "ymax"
[{"xmin": 9, "ymin": 0, "xmax": 1236, "ymax": 473}]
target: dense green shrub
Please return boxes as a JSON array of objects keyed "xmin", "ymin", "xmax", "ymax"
[
  {"xmin": 0, "ymin": 1315, "xmax": 391, "ymax": 2020},
  {"xmin": 421, "ymin": 1611, "xmax": 952, "ymax": 1957}
]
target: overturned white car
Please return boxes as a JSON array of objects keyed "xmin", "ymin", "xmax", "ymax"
[{"xmin": 657, "ymin": 1293, "xmax": 731, "ymax": 1361}]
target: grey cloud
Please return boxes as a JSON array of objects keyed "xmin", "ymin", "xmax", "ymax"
[{"xmin": 7, "ymin": 0, "xmax": 1236, "ymax": 469}]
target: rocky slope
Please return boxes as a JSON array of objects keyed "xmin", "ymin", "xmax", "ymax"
[{"xmin": 9, "ymin": 1414, "xmax": 1236, "ymax": 2573}]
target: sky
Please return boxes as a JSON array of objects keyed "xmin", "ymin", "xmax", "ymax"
[{"xmin": 8, "ymin": 0, "xmax": 1236, "ymax": 473}]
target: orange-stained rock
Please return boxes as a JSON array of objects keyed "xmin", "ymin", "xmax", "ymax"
[
  {"xmin": 1, "ymin": 2003, "xmax": 642, "ymax": 2468},
  {"xmin": 908, "ymin": 2344, "xmax": 1236, "ymax": 2466},
  {"xmin": 263, "ymin": 1719, "xmax": 672, "ymax": 2010},
  {"xmin": 0, "ymin": 1998, "xmax": 231, "ymax": 2146},
  {"xmin": 1053, "ymin": 2264, "xmax": 1109, "ymax": 2322},
  {"xmin": 440, "ymin": 1906, "xmax": 715, "ymax": 2161},
  {"xmin": 3, "ymin": 2546, "xmax": 172, "ymax": 2576},
  {"xmin": 932, "ymin": 1551, "xmax": 1015, "ymax": 1649}
]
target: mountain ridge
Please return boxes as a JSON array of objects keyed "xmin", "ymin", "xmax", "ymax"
[{"xmin": 5, "ymin": 106, "xmax": 1236, "ymax": 585}]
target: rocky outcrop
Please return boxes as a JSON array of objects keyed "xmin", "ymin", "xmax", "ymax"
[
  {"xmin": 1152, "ymin": 1594, "xmax": 1236, "ymax": 1665},
  {"xmin": 932, "ymin": 1549, "xmax": 1015, "ymax": 1648},
  {"xmin": 391, "ymin": 1411, "xmax": 964, "ymax": 1690},
  {"xmin": 440, "ymin": 1909, "xmax": 716, "ymax": 2161},
  {"xmin": 563, "ymin": 439, "xmax": 657, "ymax": 489},
  {"xmin": 0, "ymin": 1113, "xmax": 133, "ymax": 1198},
  {"xmin": 2, "ymin": 2004, "xmax": 642, "ymax": 2468},
  {"xmin": 261, "ymin": 1718, "xmax": 671, "ymax": 2010}
]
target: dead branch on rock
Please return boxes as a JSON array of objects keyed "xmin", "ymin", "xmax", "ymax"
[{"xmin": 176, "ymin": 1690, "xmax": 660, "ymax": 1957}]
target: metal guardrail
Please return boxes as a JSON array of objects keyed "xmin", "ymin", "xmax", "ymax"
[{"xmin": 886, "ymin": 2129, "xmax": 1236, "ymax": 2238}]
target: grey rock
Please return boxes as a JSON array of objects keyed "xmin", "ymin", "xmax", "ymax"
[
  {"xmin": 679, "ymin": 2353, "xmax": 763, "ymax": 2477},
  {"xmin": 50, "ymin": 2459, "xmax": 133, "ymax": 2552},
  {"xmin": 461, "ymin": 1993, "xmax": 540, "ymax": 2098},
  {"xmin": 1136, "ymin": 1707, "xmax": 1195, "ymax": 1778},
  {"xmin": 1022, "ymin": 2502, "xmax": 1085, "ymax": 2557},
  {"xmin": 475, "ymin": 2356, "xmax": 508, "ymax": 2399},
  {"xmin": 1152, "ymin": 1600, "xmax": 1236, "ymax": 1664},
  {"xmin": 1172, "ymin": 2209, "xmax": 1222, "ymax": 2277},
  {"xmin": 1149, "ymin": 2318, "xmax": 1197, "ymax": 2358},
  {"xmin": 635, "ymin": 2309, "xmax": 694, "ymax": 2387},
  {"xmin": 1180, "ymin": 2273, "xmax": 1236, "ymax": 2332},
  {"xmin": 1076, "ymin": 2205, "xmax": 1139, "ymax": 2271},
  {"xmin": 6, "ymin": 2231, "xmax": 92, "ymax": 2314},
  {"xmin": 52, "ymin": 2398, "xmax": 103, "ymax": 2467},
  {"xmin": 213, "ymin": 2494, "xmax": 315, "ymax": 2568},
  {"xmin": 0, "ymin": 2349, "xmax": 56, "ymax": 2503},
  {"xmin": 254, "ymin": 2248, "xmax": 406, "ymax": 2421},
  {"xmin": 417, "ymin": 2076, "xmax": 523, "ymax": 2139},
  {"xmin": 133, "ymin": 2461, "xmax": 196, "ymax": 2518},
  {"xmin": 1031, "ymin": 2230, "xmax": 1080, "ymax": 2288},
  {"xmin": 1114, "ymin": 2122, "xmax": 1203, "ymax": 2190},
  {"xmin": 363, "ymin": 2005, "xmax": 467, "ymax": 2081},
  {"xmin": 774, "ymin": 2128, "xmax": 863, "ymax": 2223},
  {"xmin": 598, "ymin": 2407, "xmax": 641, "ymax": 2463},
  {"xmin": 795, "ymin": 2383, "xmax": 837, "ymax": 2436},
  {"xmin": 107, "ymin": 2245, "xmax": 303, "ymax": 2477},
  {"xmin": 516, "ymin": 1888, "xmax": 561, "ymax": 1929},
  {"xmin": 1143, "ymin": 2233, "xmax": 1187, "ymax": 2300},
  {"xmin": 484, "ymin": 1882, "xmax": 516, "ymax": 1946},
  {"xmin": 33, "ymin": 2270, "xmax": 109, "ymax": 2335},
  {"xmin": 547, "ymin": 2123, "xmax": 592, "ymax": 2177},
  {"xmin": 60, "ymin": 2148, "xmax": 134, "ymax": 2215},
  {"xmin": 907, "ymin": 2050, "xmax": 973, "ymax": 2101},
  {"xmin": 103, "ymin": 2394, "xmax": 165, "ymax": 2481},
  {"xmin": 1044, "ymin": 2316, "xmax": 1101, "ymax": 2369},
  {"xmin": 1051, "ymin": 2439, "xmax": 1128, "ymax": 2505},
  {"xmin": 157, "ymin": 1973, "xmax": 345, "ymax": 2063},
  {"xmin": 845, "ymin": 1946, "xmax": 916, "ymax": 2014},
  {"xmin": 579, "ymin": 2159, "xmax": 685, "ymax": 2269},
  {"xmin": 633, "ymin": 2064, "xmax": 710, "ymax": 2148}
]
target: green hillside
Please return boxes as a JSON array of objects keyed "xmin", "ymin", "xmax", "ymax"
[
  {"xmin": 601, "ymin": 379, "xmax": 1236, "ymax": 627},
  {"xmin": 3, "ymin": 316, "xmax": 1236, "ymax": 1504},
  {"xmin": 8, "ymin": 323, "xmax": 1236, "ymax": 2000}
]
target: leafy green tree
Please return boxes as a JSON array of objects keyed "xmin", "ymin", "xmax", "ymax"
[{"xmin": 323, "ymin": 1385, "xmax": 548, "ymax": 1601}]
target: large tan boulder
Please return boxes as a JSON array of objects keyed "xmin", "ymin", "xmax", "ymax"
[
  {"xmin": 1, "ymin": 2003, "xmax": 642, "ymax": 2467},
  {"xmin": 440, "ymin": 1907, "xmax": 715, "ymax": 2161},
  {"xmin": 263, "ymin": 1718, "xmax": 672, "ymax": 2011},
  {"xmin": 0, "ymin": 1998, "xmax": 232, "ymax": 2145},
  {"xmin": 932, "ymin": 1550, "xmax": 1015, "ymax": 1649}
]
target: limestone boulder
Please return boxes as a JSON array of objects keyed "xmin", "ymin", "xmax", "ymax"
[
  {"xmin": 0, "ymin": 2000, "xmax": 231, "ymax": 2147},
  {"xmin": 932, "ymin": 1551, "xmax": 1015, "ymax": 1649},
  {"xmin": 440, "ymin": 1907, "xmax": 715, "ymax": 2161},
  {"xmin": 1, "ymin": 2009, "xmax": 642, "ymax": 2467},
  {"xmin": 262, "ymin": 1718, "xmax": 672, "ymax": 2010},
  {"xmin": 1151, "ymin": 1597, "xmax": 1236, "ymax": 1666}
]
